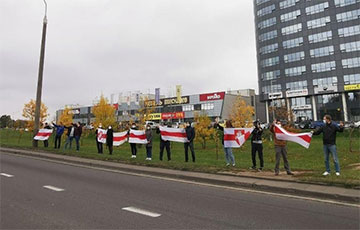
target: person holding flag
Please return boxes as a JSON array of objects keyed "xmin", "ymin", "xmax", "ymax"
[
  {"xmin": 52, "ymin": 122, "xmax": 65, "ymax": 149},
  {"xmin": 215, "ymin": 119, "xmax": 236, "ymax": 167},
  {"xmin": 129, "ymin": 123, "xmax": 138, "ymax": 158},
  {"xmin": 184, "ymin": 122, "xmax": 196, "ymax": 162},
  {"xmin": 312, "ymin": 115, "xmax": 344, "ymax": 176},
  {"xmin": 95, "ymin": 123, "xmax": 104, "ymax": 154},
  {"xmin": 106, "ymin": 125, "xmax": 114, "ymax": 155},
  {"xmin": 43, "ymin": 122, "xmax": 52, "ymax": 148},
  {"xmin": 250, "ymin": 120, "xmax": 264, "ymax": 171},
  {"xmin": 270, "ymin": 120, "xmax": 294, "ymax": 176}
]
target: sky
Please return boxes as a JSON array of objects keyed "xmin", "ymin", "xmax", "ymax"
[{"xmin": 0, "ymin": 0, "xmax": 258, "ymax": 120}]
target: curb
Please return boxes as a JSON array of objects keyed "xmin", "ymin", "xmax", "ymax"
[{"xmin": 1, "ymin": 147, "xmax": 359, "ymax": 205}]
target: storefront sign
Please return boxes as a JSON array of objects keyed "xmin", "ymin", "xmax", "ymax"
[
  {"xmin": 200, "ymin": 92, "xmax": 225, "ymax": 101},
  {"xmin": 68, "ymin": 109, "xmax": 80, "ymax": 115},
  {"xmin": 344, "ymin": 84, "xmax": 360, "ymax": 91},
  {"xmin": 286, "ymin": 89, "xmax": 308, "ymax": 98},
  {"xmin": 161, "ymin": 112, "xmax": 185, "ymax": 120},
  {"xmin": 144, "ymin": 96, "xmax": 189, "ymax": 107},
  {"xmin": 147, "ymin": 113, "xmax": 162, "ymax": 120},
  {"xmin": 314, "ymin": 85, "xmax": 338, "ymax": 94},
  {"xmin": 268, "ymin": 92, "xmax": 283, "ymax": 99},
  {"xmin": 292, "ymin": 105, "xmax": 312, "ymax": 110}
]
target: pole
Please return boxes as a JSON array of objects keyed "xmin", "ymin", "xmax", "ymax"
[
  {"xmin": 270, "ymin": 80, "xmax": 275, "ymax": 122},
  {"xmin": 33, "ymin": 0, "xmax": 48, "ymax": 147}
]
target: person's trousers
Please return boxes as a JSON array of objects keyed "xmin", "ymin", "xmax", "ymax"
[
  {"xmin": 75, "ymin": 136, "xmax": 80, "ymax": 151},
  {"xmin": 44, "ymin": 140, "xmax": 49, "ymax": 147},
  {"xmin": 54, "ymin": 135, "xmax": 62, "ymax": 149},
  {"xmin": 130, "ymin": 143, "xmax": 137, "ymax": 156},
  {"xmin": 323, "ymin": 144, "xmax": 340, "ymax": 173},
  {"xmin": 96, "ymin": 141, "xmax": 103, "ymax": 153},
  {"xmin": 108, "ymin": 145, "xmax": 113, "ymax": 155},
  {"xmin": 251, "ymin": 143, "xmax": 264, "ymax": 168},
  {"xmin": 160, "ymin": 141, "xmax": 171, "ymax": 161},
  {"xmin": 224, "ymin": 147, "xmax": 235, "ymax": 165},
  {"xmin": 275, "ymin": 146, "xmax": 290, "ymax": 173},
  {"xmin": 146, "ymin": 146, "xmax": 152, "ymax": 158},
  {"xmin": 64, "ymin": 136, "xmax": 74, "ymax": 149},
  {"xmin": 184, "ymin": 141, "xmax": 195, "ymax": 162}
]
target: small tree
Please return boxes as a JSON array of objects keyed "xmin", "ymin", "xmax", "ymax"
[
  {"xmin": 92, "ymin": 94, "xmax": 116, "ymax": 128},
  {"xmin": 230, "ymin": 96, "xmax": 254, "ymax": 128},
  {"xmin": 22, "ymin": 99, "xmax": 48, "ymax": 131},
  {"xmin": 0, "ymin": 115, "xmax": 13, "ymax": 128},
  {"xmin": 136, "ymin": 96, "xmax": 155, "ymax": 129},
  {"xmin": 58, "ymin": 106, "xmax": 73, "ymax": 126},
  {"xmin": 194, "ymin": 112, "xmax": 215, "ymax": 149}
]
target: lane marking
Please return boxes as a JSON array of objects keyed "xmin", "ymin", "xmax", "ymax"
[
  {"xmin": 0, "ymin": 173, "xmax": 14, "ymax": 178},
  {"xmin": 122, "ymin": 206, "xmax": 161, "ymax": 217},
  {"xmin": 43, "ymin": 185, "xmax": 65, "ymax": 192},
  {"xmin": 3, "ymin": 152, "xmax": 359, "ymax": 208}
]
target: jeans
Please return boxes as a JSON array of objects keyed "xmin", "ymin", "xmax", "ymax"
[
  {"xmin": 75, "ymin": 136, "xmax": 80, "ymax": 151},
  {"xmin": 146, "ymin": 146, "xmax": 152, "ymax": 158},
  {"xmin": 54, "ymin": 134, "xmax": 62, "ymax": 149},
  {"xmin": 64, "ymin": 136, "xmax": 74, "ymax": 149},
  {"xmin": 251, "ymin": 143, "xmax": 264, "ymax": 169},
  {"xmin": 323, "ymin": 145, "xmax": 340, "ymax": 173},
  {"xmin": 224, "ymin": 147, "xmax": 235, "ymax": 165},
  {"xmin": 275, "ymin": 146, "xmax": 291, "ymax": 173},
  {"xmin": 184, "ymin": 141, "xmax": 195, "ymax": 162}
]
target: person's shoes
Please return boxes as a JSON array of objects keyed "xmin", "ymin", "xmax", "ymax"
[
  {"xmin": 275, "ymin": 172, "xmax": 279, "ymax": 176},
  {"xmin": 232, "ymin": 164, "xmax": 236, "ymax": 167},
  {"xmin": 249, "ymin": 166, "xmax": 256, "ymax": 170},
  {"xmin": 322, "ymin": 171, "xmax": 330, "ymax": 176},
  {"xmin": 335, "ymin": 172, "xmax": 340, "ymax": 176},
  {"xmin": 287, "ymin": 171, "xmax": 294, "ymax": 175},
  {"xmin": 258, "ymin": 168, "xmax": 263, "ymax": 172},
  {"xmin": 131, "ymin": 155, "xmax": 136, "ymax": 159},
  {"xmin": 226, "ymin": 163, "xmax": 230, "ymax": 167}
]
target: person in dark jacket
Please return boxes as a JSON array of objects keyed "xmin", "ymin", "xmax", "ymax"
[
  {"xmin": 74, "ymin": 122, "xmax": 82, "ymax": 151},
  {"xmin": 106, "ymin": 125, "xmax": 113, "ymax": 155},
  {"xmin": 64, "ymin": 123, "xmax": 76, "ymax": 150},
  {"xmin": 184, "ymin": 122, "xmax": 196, "ymax": 162},
  {"xmin": 43, "ymin": 122, "xmax": 52, "ymax": 148},
  {"xmin": 312, "ymin": 114, "xmax": 344, "ymax": 176},
  {"xmin": 145, "ymin": 124, "xmax": 153, "ymax": 160},
  {"xmin": 129, "ymin": 123, "xmax": 137, "ymax": 158},
  {"xmin": 95, "ymin": 123, "xmax": 103, "ymax": 154},
  {"xmin": 52, "ymin": 122, "xmax": 65, "ymax": 149},
  {"xmin": 250, "ymin": 120, "xmax": 263, "ymax": 171},
  {"xmin": 157, "ymin": 122, "xmax": 171, "ymax": 161}
]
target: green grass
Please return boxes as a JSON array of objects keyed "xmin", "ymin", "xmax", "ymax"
[{"xmin": 1, "ymin": 128, "xmax": 359, "ymax": 188}]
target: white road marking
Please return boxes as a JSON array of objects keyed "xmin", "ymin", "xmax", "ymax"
[
  {"xmin": 0, "ymin": 173, "xmax": 14, "ymax": 177},
  {"xmin": 122, "ymin": 206, "xmax": 161, "ymax": 217},
  {"xmin": 43, "ymin": 185, "xmax": 65, "ymax": 192}
]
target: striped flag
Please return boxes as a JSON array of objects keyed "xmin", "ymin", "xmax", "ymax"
[
  {"xmin": 129, "ymin": 129, "xmax": 148, "ymax": 144},
  {"xmin": 224, "ymin": 128, "xmax": 253, "ymax": 148},
  {"xmin": 113, "ymin": 131, "xmax": 128, "ymax": 146},
  {"xmin": 97, "ymin": 128, "xmax": 107, "ymax": 144},
  {"xmin": 34, "ymin": 129, "xmax": 53, "ymax": 141},
  {"xmin": 159, "ymin": 126, "xmax": 188, "ymax": 143},
  {"xmin": 274, "ymin": 124, "xmax": 312, "ymax": 148}
]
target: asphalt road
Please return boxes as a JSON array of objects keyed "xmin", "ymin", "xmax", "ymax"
[{"xmin": 1, "ymin": 153, "xmax": 359, "ymax": 229}]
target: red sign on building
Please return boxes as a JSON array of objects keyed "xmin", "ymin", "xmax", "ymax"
[
  {"xmin": 161, "ymin": 112, "xmax": 185, "ymax": 120},
  {"xmin": 199, "ymin": 92, "xmax": 225, "ymax": 101}
]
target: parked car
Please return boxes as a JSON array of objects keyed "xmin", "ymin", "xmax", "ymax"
[
  {"xmin": 298, "ymin": 120, "xmax": 312, "ymax": 129},
  {"xmin": 145, "ymin": 121, "xmax": 159, "ymax": 129}
]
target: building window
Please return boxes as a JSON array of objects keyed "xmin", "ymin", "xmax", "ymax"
[
  {"xmin": 291, "ymin": 97, "xmax": 311, "ymax": 106},
  {"xmin": 256, "ymin": 0, "xmax": 270, "ymax": 5},
  {"xmin": 182, "ymin": 104, "xmax": 194, "ymax": 111},
  {"xmin": 340, "ymin": 41, "xmax": 360, "ymax": 52},
  {"xmin": 259, "ymin": 30, "xmax": 278, "ymax": 42},
  {"xmin": 258, "ymin": 17, "xmax": 277, "ymax": 29},
  {"xmin": 260, "ymin": 43, "xmax": 278, "ymax": 55},
  {"xmin": 281, "ymin": 23, "xmax": 302, "ymax": 35},
  {"xmin": 342, "ymin": 57, "xmax": 360, "ymax": 68},
  {"xmin": 261, "ymin": 70, "xmax": 281, "ymax": 80},
  {"xmin": 284, "ymin": 51, "xmax": 305, "ymax": 63},
  {"xmin": 344, "ymin": 74, "xmax": 360, "ymax": 84},
  {"xmin": 194, "ymin": 104, "xmax": 201, "ymax": 111},
  {"xmin": 261, "ymin": 56, "xmax": 279, "ymax": 67},
  {"xmin": 313, "ymin": 77, "xmax": 338, "ymax": 88},
  {"xmin": 336, "ymin": 9, "xmax": 360, "ymax": 22},
  {"xmin": 307, "ymin": 16, "xmax": 330, "ymax": 29},
  {"xmin": 305, "ymin": 2, "xmax": 329, "ymax": 15},
  {"xmin": 338, "ymin": 25, "xmax": 360, "ymax": 37},
  {"xmin": 308, "ymin": 31, "xmax": 332, "ymax": 43},
  {"xmin": 280, "ymin": 0, "xmax": 300, "ymax": 9},
  {"xmin": 286, "ymin": 80, "xmax": 308, "ymax": 90},
  {"xmin": 334, "ymin": 0, "xmax": 360, "ymax": 7},
  {"xmin": 311, "ymin": 61, "xmax": 336, "ymax": 73},
  {"xmin": 285, "ymin": 66, "xmax": 306, "ymax": 77},
  {"xmin": 257, "ymin": 4, "xmax": 276, "ymax": 17},
  {"xmin": 280, "ymin": 10, "xmax": 301, "ymax": 22},
  {"xmin": 262, "ymin": 84, "xmax": 282, "ymax": 94},
  {"xmin": 283, "ymin": 37, "xmax": 303, "ymax": 49},
  {"xmin": 201, "ymin": 103, "xmax": 215, "ymax": 110},
  {"xmin": 310, "ymin": 46, "xmax": 334, "ymax": 58}
]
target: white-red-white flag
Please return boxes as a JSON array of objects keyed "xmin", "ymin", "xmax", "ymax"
[
  {"xmin": 274, "ymin": 124, "xmax": 312, "ymax": 148},
  {"xmin": 159, "ymin": 126, "xmax": 188, "ymax": 143},
  {"xmin": 224, "ymin": 128, "xmax": 253, "ymax": 148},
  {"xmin": 113, "ymin": 131, "xmax": 128, "ymax": 146},
  {"xmin": 129, "ymin": 129, "xmax": 147, "ymax": 144},
  {"xmin": 34, "ymin": 129, "xmax": 53, "ymax": 141},
  {"xmin": 97, "ymin": 128, "xmax": 107, "ymax": 144}
]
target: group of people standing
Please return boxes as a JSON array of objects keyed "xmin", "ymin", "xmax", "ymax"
[{"xmin": 44, "ymin": 122, "xmax": 83, "ymax": 151}]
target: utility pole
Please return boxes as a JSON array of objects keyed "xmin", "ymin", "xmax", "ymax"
[{"xmin": 33, "ymin": 0, "xmax": 48, "ymax": 147}]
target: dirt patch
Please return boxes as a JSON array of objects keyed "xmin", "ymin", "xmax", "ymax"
[{"xmin": 218, "ymin": 170, "xmax": 313, "ymax": 181}]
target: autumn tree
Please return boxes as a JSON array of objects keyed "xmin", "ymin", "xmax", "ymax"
[
  {"xmin": 58, "ymin": 106, "xmax": 73, "ymax": 126},
  {"xmin": 92, "ymin": 94, "xmax": 116, "ymax": 128},
  {"xmin": 230, "ymin": 96, "xmax": 254, "ymax": 128},
  {"xmin": 22, "ymin": 99, "xmax": 48, "ymax": 131},
  {"xmin": 136, "ymin": 96, "xmax": 155, "ymax": 129},
  {"xmin": 194, "ymin": 112, "xmax": 215, "ymax": 149}
]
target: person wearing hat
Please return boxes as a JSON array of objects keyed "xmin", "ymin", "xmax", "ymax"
[{"xmin": 250, "ymin": 120, "xmax": 264, "ymax": 171}]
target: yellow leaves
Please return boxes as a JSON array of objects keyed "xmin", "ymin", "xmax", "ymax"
[
  {"xmin": 194, "ymin": 112, "xmax": 215, "ymax": 149},
  {"xmin": 230, "ymin": 96, "xmax": 254, "ymax": 128},
  {"xmin": 59, "ymin": 106, "xmax": 73, "ymax": 126},
  {"xmin": 137, "ymin": 96, "xmax": 155, "ymax": 129},
  {"xmin": 22, "ymin": 99, "xmax": 48, "ymax": 131},
  {"xmin": 92, "ymin": 94, "xmax": 116, "ymax": 128}
]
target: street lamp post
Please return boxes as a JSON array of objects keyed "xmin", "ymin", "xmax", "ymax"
[
  {"xmin": 33, "ymin": 0, "xmax": 48, "ymax": 147},
  {"xmin": 270, "ymin": 80, "xmax": 276, "ymax": 122}
]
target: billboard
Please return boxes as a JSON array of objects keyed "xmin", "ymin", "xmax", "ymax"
[
  {"xmin": 161, "ymin": 112, "xmax": 185, "ymax": 120},
  {"xmin": 200, "ymin": 92, "xmax": 225, "ymax": 101},
  {"xmin": 144, "ymin": 96, "xmax": 189, "ymax": 107}
]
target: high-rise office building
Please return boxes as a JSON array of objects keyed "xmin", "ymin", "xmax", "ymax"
[{"xmin": 254, "ymin": 0, "xmax": 360, "ymax": 123}]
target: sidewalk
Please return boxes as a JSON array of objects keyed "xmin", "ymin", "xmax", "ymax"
[{"xmin": 1, "ymin": 147, "xmax": 359, "ymax": 205}]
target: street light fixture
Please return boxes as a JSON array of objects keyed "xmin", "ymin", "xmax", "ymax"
[{"xmin": 33, "ymin": 0, "xmax": 48, "ymax": 147}]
